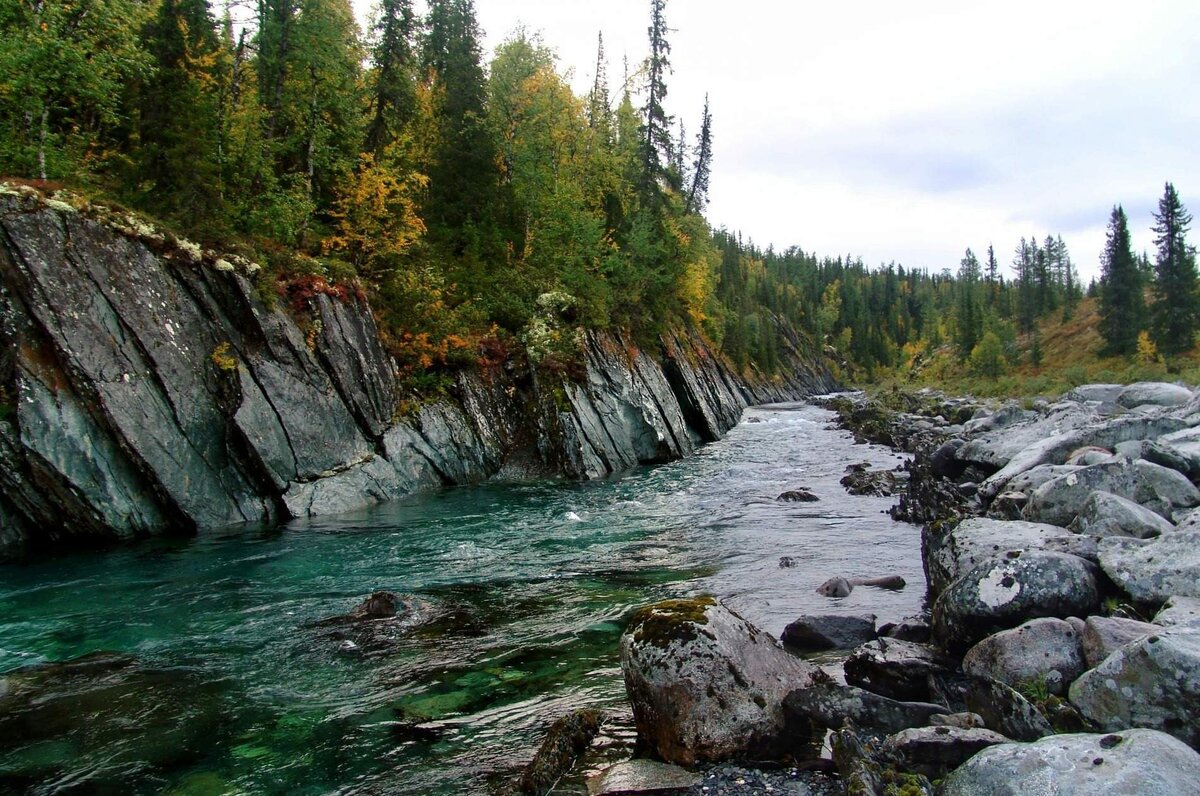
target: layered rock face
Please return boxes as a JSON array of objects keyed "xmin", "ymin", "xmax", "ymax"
[{"xmin": 0, "ymin": 193, "xmax": 835, "ymax": 556}]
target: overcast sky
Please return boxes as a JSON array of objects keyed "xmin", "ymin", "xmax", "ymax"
[{"xmin": 365, "ymin": 1, "xmax": 1200, "ymax": 281}]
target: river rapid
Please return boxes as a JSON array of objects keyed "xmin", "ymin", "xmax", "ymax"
[{"xmin": 0, "ymin": 401, "xmax": 924, "ymax": 794}]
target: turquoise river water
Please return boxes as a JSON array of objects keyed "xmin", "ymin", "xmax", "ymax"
[{"xmin": 0, "ymin": 402, "xmax": 924, "ymax": 795}]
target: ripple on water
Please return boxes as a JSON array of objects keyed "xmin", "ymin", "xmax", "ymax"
[{"xmin": 0, "ymin": 401, "xmax": 924, "ymax": 794}]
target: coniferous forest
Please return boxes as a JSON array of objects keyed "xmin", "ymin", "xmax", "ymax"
[{"xmin": 1, "ymin": 0, "xmax": 1196, "ymax": 393}]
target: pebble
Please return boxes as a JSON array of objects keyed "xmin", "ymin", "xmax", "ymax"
[{"xmin": 690, "ymin": 765, "xmax": 839, "ymax": 795}]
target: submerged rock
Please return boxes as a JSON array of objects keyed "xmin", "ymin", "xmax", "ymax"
[
  {"xmin": 508, "ymin": 709, "xmax": 605, "ymax": 796},
  {"xmin": 777, "ymin": 488, "xmax": 819, "ymax": 502},
  {"xmin": 620, "ymin": 598, "xmax": 819, "ymax": 765},
  {"xmin": 939, "ymin": 730, "xmax": 1200, "ymax": 796},
  {"xmin": 931, "ymin": 551, "xmax": 1102, "ymax": 653},
  {"xmin": 0, "ymin": 652, "xmax": 228, "ymax": 788}
]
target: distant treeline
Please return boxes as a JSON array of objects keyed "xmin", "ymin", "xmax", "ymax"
[{"xmin": 1, "ymin": 0, "xmax": 1194, "ymax": 385}]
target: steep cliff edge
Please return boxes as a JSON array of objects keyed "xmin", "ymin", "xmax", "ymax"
[{"xmin": 0, "ymin": 189, "xmax": 836, "ymax": 558}]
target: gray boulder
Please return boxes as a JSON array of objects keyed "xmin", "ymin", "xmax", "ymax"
[
  {"xmin": 961, "ymin": 617, "xmax": 1086, "ymax": 696},
  {"xmin": 1068, "ymin": 491, "xmax": 1175, "ymax": 539},
  {"xmin": 939, "ymin": 730, "xmax": 1200, "ymax": 796},
  {"xmin": 980, "ymin": 415, "xmax": 1189, "ymax": 500},
  {"xmin": 961, "ymin": 403, "xmax": 1036, "ymax": 436},
  {"xmin": 880, "ymin": 726, "xmax": 1008, "ymax": 779},
  {"xmin": 780, "ymin": 614, "xmax": 876, "ymax": 653},
  {"xmin": 1117, "ymin": 381, "xmax": 1194, "ymax": 409},
  {"xmin": 1081, "ymin": 616, "xmax": 1158, "ymax": 669},
  {"xmin": 957, "ymin": 403, "xmax": 1100, "ymax": 471},
  {"xmin": 619, "ymin": 598, "xmax": 819, "ymax": 765},
  {"xmin": 1005, "ymin": 464, "xmax": 1082, "ymax": 496},
  {"xmin": 1098, "ymin": 531, "xmax": 1200, "ymax": 602},
  {"xmin": 924, "ymin": 518, "xmax": 1072, "ymax": 599},
  {"xmin": 1154, "ymin": 595, "xmax": 1200, "ymax": 628},
  {"xmin": 1065, "ymin": 383, "xmax": 1125, "ymax": 406},
  {"xmin": 1065, "ymin": 447, "xmax": 1115, "ymax": 466},
  {"xmin": 843, "ymin": 638, "xmax": 956, "ymax": 702},
  {"xmin": 932, "ymin": 551, "xmax": 1103, "ymax": 653},
  {"xmin": 1023, "ymin": 459, "xmax": 1200, "ymax": 527},
  {"xmin": 782, "ymin": 683, "xmax": 944, "ymax": 735},
  {"xmin": 1069, "ymin": 630, "xmax": 1200, "ymax": 747}
]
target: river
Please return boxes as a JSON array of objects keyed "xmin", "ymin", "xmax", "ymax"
[{"xmin": 0, "ymin": 401, "xmax": 924, "ymax": 794}]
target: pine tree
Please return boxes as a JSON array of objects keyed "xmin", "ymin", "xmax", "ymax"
[
  {"xmin": 1149, "ymin": 182, "xmax": 1198, "ymax": 356},
  {"xmin": 586, "ymin": 33, "xmax": 612, "ymax": 143},
  {"xmin": 1098, "ymin": 205, "xmax": 1145, "ymax": 356}
]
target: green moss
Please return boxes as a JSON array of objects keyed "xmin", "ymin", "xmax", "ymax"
[{"xmin": 628, "ymin": 596, "xmax": 717, "ymax": 649}]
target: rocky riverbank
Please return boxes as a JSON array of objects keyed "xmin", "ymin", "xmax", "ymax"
[
  {"xmin": 0, "ymin": 187, "xmax": 835, "ymax": 559},
  {"xmin": 513, "ymin": 383, "xmax": 1200, "ymax": 795}
]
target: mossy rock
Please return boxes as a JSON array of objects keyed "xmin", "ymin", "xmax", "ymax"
[{"xmin": 627, "ymin": 596, "xmax": 717, "ymax": 649}]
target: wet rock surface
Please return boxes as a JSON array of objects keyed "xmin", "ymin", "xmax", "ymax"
[
  {"xmin": 782, "ymin": 683, "xmax": 945, "ymax": 735},
  {"xmin": 880, "ymin": 725, "xmax": 1008, "ymax": 778}
]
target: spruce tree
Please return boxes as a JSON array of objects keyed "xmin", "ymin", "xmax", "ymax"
[
  {"xmin": 365, "ymin": 0, "xmax": 418, "ymax": 157},
  {"xmin": 136, "ymin": 0, "xmax": 224, "ymax": 220},
  {"xmin": 685, "ymin": 95, "xmax": 712, "ymax": 214},
  {"xmin": 421, "ymin": 0, "xmax": 500, "ymax": 255},
  {"xmin": 1149, "ymin": 182, "xmax": 1198, "ymax": 355},
  {"xmin": 1098, "ymin": 205, "xmax": 1145, "ymax": 356},
  {"xmin": 639, "ymin": 0, "xmax": 672, "ymax": 201}
]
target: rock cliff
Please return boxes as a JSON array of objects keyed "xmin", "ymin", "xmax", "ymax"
[{"xmin": 0, "ymin": 190, "xmax": 836, "ymax": 558}]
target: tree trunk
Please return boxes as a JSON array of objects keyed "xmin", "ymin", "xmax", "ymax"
[{"xmin": 38, "ymin": 107, "xmax": 48, "ymax": 181}]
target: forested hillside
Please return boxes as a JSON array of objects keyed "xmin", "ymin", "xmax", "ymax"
[{"xmin": 1, "ymin": 0, "xmax": 1195, "ymax": 393}]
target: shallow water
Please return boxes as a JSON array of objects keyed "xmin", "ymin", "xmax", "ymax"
[{"xmin": 0, "ymin": 402, "xmax": 923, "ymax": 794}]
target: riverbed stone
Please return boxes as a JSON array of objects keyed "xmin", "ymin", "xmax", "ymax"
[
  {"xmin": 1004, "ymin": 465, "xmax": 1083, "ymax": 496},
  {"xmin": 931, "ymin": 551, "xmax": 1102, "ymax": 653},
  {"xmin": 939, "ymin": 729, "xmax": 1200, "ymax": 796},
  {"xmin": 843, "ymin": 638, "xmax": 956, "ymax": 702},
  {"xmin": 880, "ymin": 726, "xmax": 1008, "ymax": 778},
  {"xmin": 777, "ymin": 488, "xmax": 819, "ymax": 502},
  {"xmin": 619, "ymin": 598, "xmax": 819, "ymax": 765},
  {"xmin": 781, "ymin": 614, "xmax": 876, "ymax": 653},
  {"xmin": 1067, "ymin": 491, "xmax": 1175, "ymax": 539},
  {"xmin": 1069, "ymin": 629, "xmax": 1200, "ymax": 746},
  {"xmin": 1098, "ymin": 531, "xmax": 1200, "ymax": 602},
  {"xmin": 1117, "ymin": 381, "xmax": 1195, "ymax": 409},
  {"xmin": 782, "ymin": 683, "xmax": 944, "ymax": 735},
  {"xmin": 961, "ymin": 618, "xmax": 1086, "ymax": 696},
  {"xmin": 924, "ymin": 517, "xmax": 1072, "ymax": 599}
]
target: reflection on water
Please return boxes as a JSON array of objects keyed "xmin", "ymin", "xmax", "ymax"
[{"xmin": 0, "ymin": 402, "xmax": 922, "ymax": 794}]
